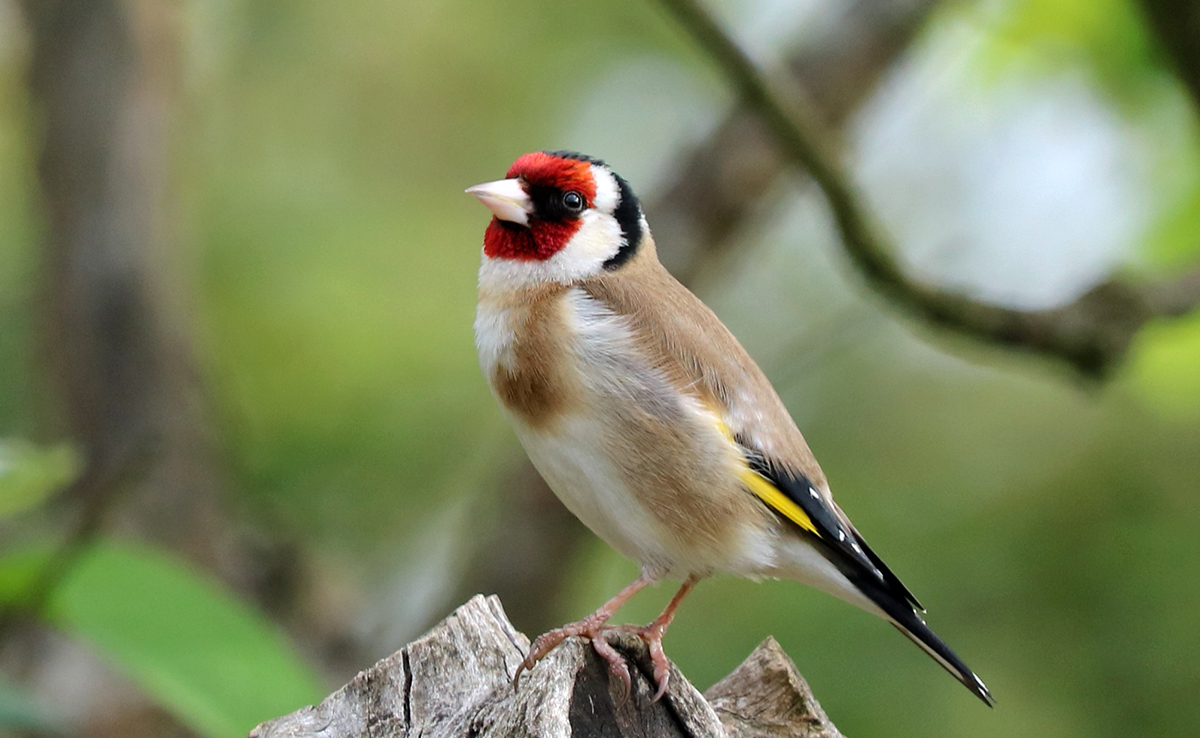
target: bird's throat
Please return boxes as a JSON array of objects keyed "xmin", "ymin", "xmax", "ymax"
[{"xmin": 484, "ymin": 217, "xmax": 580, "ymax": 261}]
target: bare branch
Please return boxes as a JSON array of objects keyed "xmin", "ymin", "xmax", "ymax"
[
  {"xmin": 652, "ymin": 0, "xmax": 940, "ymax": 281},
  {"xmin": 655, "ymin": 0, "xmax": 1200, "ymax": 378}
]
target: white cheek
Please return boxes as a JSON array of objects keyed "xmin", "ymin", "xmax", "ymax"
[{"xmin": 554, "ymin": 211, "xmax": 622, "ymax": 272}]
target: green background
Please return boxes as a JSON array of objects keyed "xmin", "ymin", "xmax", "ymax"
[{"xmin": 2, "ymin": 0, "xmax": 1199, "ymax": 736}]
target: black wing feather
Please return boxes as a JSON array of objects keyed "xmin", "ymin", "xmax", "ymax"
[
  {"xmin": 740, "ymin": 440, "xmax": 924, "ymax": 609},
  {"xmin": 739, "ymin": 440, "xmax": 991, "ymax": 705},
  {"xmin": 847, "ymin": 526, "xmax": 924, "ymax": 611}
]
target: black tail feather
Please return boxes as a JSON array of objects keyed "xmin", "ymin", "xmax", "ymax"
[
  {"xmin": 848, "ymin": 526, "xmax": 924, "ymax": 612},
  {"xmin": 850, "ymin": 571, "xmax": 995, "ymax": 707}
]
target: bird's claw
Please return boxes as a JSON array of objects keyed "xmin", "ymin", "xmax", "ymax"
[
  {"xmin": 513, "ymin": 628, "xmax": 572, "ymax": 690},
  {"xmin": 513, "ymin": 614, "xmax": 633, "ymax": 701},
  {"xmin": 513, "ymin": 580, "xmax": 685, "ymax": 706},
  {"xmin": 590, "ymin": 631, "xmax": 633, "ymax": 705},
  {"xmin": 617, "ymin": 623, "xmax": 672, "ymax": 702},
  {"xmin": 513, "ymin": 622, "xmax": 673, "ymax": 703}
]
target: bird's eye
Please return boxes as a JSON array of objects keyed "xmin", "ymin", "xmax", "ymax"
[{"xmin": 563, "ymin": 191, "xmax": 585, "ymax": 212}]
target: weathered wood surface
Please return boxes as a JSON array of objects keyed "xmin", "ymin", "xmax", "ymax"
[{"xmin": 250, "ymin": 595, "xmax": 844, "ymax": 738}]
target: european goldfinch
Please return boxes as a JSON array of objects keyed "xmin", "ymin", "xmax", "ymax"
[{"xmin": 468, "ymin": 151, "xmax": 993, "ymax": 706}]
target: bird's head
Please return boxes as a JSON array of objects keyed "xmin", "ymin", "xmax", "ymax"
[{"xmin": 468, "ymin": 151, "xmax": 645, "ymax": 287}]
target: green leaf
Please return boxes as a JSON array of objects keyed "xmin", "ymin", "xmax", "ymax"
[
  {"xmin": 0, "ymin": 440, "xmax": 81, "ymax": 519},
  {"xmin": 45, "ymin": 541, "xmax": 324, "ymax": 738},
  {"xmin": 1129, "ymin": 311, "xmax": 1200, "ymax": 419},
  {"xmin": 0, "ymin": 544, "xmax": 50, "ymax": 606},
  {"xmin": 0, "ymin": 678, "xmax": 64, "ymax": 734},
  {"xmin": 1144, "ymin": 180, "xmax": 1200, "ymax": 268},
  {"xmin": 974, "ymin": 0, "xmax": 1159, "ymax": 110}
]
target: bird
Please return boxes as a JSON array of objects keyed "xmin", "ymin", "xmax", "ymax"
[{"xmin": 467, "ymin": 150, "xmax": 993, "ymax": 707}]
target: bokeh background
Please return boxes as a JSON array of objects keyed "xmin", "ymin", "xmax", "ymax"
[{"xmin": 2, "ymin": 0, "xmax": 1200, "ymax": 736}]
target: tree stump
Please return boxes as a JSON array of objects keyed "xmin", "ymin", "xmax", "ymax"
[{"xmin": 250, "ymin": 595, "xmax": 844, "ymax": 738}]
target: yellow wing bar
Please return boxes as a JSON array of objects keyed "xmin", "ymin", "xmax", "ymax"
[
  {"xmin": 740, "ymin": 467, "xmax": 819, "ymax": 536},
  {"xmin": 714, "ymin": 416, "xmax": 820, "ymax": 537}
]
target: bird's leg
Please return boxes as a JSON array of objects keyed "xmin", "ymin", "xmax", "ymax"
[
  {"xmin": 619, "ymin": 574, "xmax": 700, "ymax": 702},
  {"xmin": 513, "ymin": 574, "xmax": 651, "ymax": 696}
]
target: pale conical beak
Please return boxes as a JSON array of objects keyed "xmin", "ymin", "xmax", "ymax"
[{"xmin": 466, "ymin": 178, "xmax": 533, "ymax": 226}]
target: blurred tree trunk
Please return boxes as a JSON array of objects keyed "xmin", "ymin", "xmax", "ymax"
[
  {"xmin": 6, "ymin": 1, "xmax": 266, "ymax": 734},
  {"xmin": 452, "ymin": 0, "xmax": 941, "ymax": 636},
  {"xmin": 24, "ymin": 0, "xmax": 236, "ymax": 574}
]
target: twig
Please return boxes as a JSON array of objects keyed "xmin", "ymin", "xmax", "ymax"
[
  {"xmin": 655, "ymin": 0, "xmax": 1200, "ymax": 379},
  {"xmin": 652, "ymin": 0, "xmax": 939, "ymax": 285}
]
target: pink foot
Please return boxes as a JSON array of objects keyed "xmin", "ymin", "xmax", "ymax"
[
  {"xmin": 512, "ymin": 574, "xmax": 698, "ymax": 705},
  {"xmin": 513, "ymin": 614, "xmax": 633, "ymax": 701},
  {"xmin": 618, "ymin": 622, "xmax": 673, "ymax": 702}
]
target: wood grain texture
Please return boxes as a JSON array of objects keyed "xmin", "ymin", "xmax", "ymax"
[
  {"xmin": 251, "ymin": 596, "xmax": 842, "ymax": 738},
  {"xmin": 706, "ymin": 638, "xmax": 846, "ymax": 738}
]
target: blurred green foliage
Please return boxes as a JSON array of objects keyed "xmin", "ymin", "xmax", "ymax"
[
  {"xmin": 46, "ymin": 542, "xmax": 325, "ymax": 738},
  {"xmin": 977, "ymin": 0, "xmax": 1200, "ymax": 431},
  {"xmin": 0, "ymin": 539, "xmax": 324, "ymax": 737},
  {"xmin": 1132, "ymin": 312, "xmax": 1200, "ymax": 417},
  {"xmin": 1147, "ymin": 182, "xmax": 1200, "ymax": 268},
  {"xmin": 186, "ymin": 0, "xmax": 687, "ymax": 544},
  {"xmin": 0, "ymin": 440, "xmax": 80, "ymax": 519},
  {"xmin": 0, "ymin": 546, "xmax": 43, "ymax": 606},
  {"xmin": 982, "ymin": 0, "xmax": 1156, "ymax": 104},
  {"xmin": 0, "ymin": 0, "xmax": 1198, "ymax": 737}
]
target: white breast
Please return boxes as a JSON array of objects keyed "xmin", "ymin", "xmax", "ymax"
[
  {"xmin": 515, "ymin": 413, "xmax": 679, "ymax": 573},
  {"xmin": 476, "ymin": 287, "xmax": 677, "ymax": 573},
  {"xmin": 476, "ymin": 285, "xmax": 789, "ymax": 581}
]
